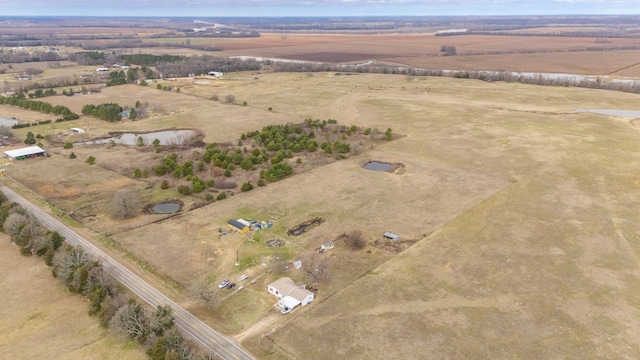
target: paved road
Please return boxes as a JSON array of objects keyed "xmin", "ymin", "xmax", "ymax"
[{"xmin": 1, "ymin": 186, "xmax": 255, "ymax": 360}]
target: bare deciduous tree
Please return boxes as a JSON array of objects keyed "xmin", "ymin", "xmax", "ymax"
[
  {"xmin": 188, "ymin": 278, "xmax": 217, "ymax": 308},
  {"xmin": 346, "ymin": 230, "xmax": 366, "ymax": 250},
  {"xmin": 110, "ymin": 302, "xmax": 150, "ymax": 343},
  {"xmin": 111, "ymin": 188, "xmax": 140, "ymax": 219},
  {"xmin": 302, "ymin": 253, "xmax": 329, "ymax": 285}
]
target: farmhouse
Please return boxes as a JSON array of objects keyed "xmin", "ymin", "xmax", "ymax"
[
  {"xmin": 267, "ymin": 277, "xmax": 314, "ymax": 311},
  {"xmin": 4, "ymin": 146, "xmax": 46, "ymax": 160},
  {"xmin": 228, "ymin": 219, "xmax": 249, "ymax": 234}
]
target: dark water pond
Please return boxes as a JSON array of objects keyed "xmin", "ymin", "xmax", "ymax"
[
  {"xmin": 152, "ymin": 203, "xmax": 181, "ymax": 214},
  {"xmin": 364, "ymin": 161, "xmax": 394, "ymax": 172}
]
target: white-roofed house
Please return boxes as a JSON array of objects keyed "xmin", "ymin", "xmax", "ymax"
[{"xmin": 267, "ymin": 277, "xmax": 314, "ymax": 312}]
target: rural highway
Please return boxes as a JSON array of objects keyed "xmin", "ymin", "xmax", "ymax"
[{"xmin": 1, "ymin": 186, "xmax": 255, "ymax": 360}]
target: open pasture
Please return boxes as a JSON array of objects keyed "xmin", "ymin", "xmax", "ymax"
[{"xmin": 0, "ymin": 236, "xmax": 146, "ymax": 360}]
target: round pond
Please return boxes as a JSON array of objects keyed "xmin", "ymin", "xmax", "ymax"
[{"xmin": 151, "ymin": 202, "xmax": 181, "ymax": 214}]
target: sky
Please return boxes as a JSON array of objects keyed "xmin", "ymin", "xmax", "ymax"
[{"xmin": 1, "ymin": 0, "xmax": 639, "ymax": 17}]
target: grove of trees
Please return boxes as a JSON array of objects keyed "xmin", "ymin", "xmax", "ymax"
[{"xmin": 81, "ymin": 102, "xmax": 123, "ymax": 121}]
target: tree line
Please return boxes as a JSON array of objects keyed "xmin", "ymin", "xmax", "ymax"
[
  {"xmin": 0, "ymin": 193, "xmax": 205, "ymax": 359},
  {"xmin": 0, "ymin": 94, "xmax": 79, "ymax": 120}
]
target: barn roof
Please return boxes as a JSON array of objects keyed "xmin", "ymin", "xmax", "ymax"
[
  {"xmin": 228, "ymin": 219, "xmax": 248, "ymax": 230},
  {"xmin": 4, "ymin": 146, "xmax": 46, "ymax": 159}
]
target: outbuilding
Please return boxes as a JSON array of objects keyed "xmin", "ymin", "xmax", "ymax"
[
  {"xmin": 383, "ymin": 232, "xmax": 399, "ymax": 242},
  {"xmin": 228, "ymin": 219, "xmax": 249, "ymax": 234},
  {"xmin": 4, "ymin": 146, "xmax": 46, "ymax": 160},
  {"xmin": 320, "ymin": 241, "xmax": 334, "ymax": 252}
]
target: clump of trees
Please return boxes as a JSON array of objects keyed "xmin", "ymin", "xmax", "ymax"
[
  {"xmin": 28, "ymin": 88, "xmax": 57, "ymax": 98},
  {"xmin": 440, "ymin": 45, "xmax": 457, "ymax": 56},
  {"xmin": 145, "ymin": 119, "xmax": 386, "ymax": 199},
  {"xmin": 81, "ymin": 103, "xmax": 123, "ymax": 122}
]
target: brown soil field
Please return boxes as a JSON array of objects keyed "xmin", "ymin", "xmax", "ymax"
[
  {"xmin": 0, "ymin": 236, "xmax": 146, "ymax": 360},
  {"xmin": 201, "ymin": 33, "xmax": 640, "ymax": 75},
  {"xmin": 3, "ymin": 72, "xmax": 640, "ymax": 359}
]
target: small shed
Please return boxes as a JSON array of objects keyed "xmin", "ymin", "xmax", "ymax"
[
  {"xmin": 383, "ymin": 232, "xmax": 399, "ymax": 242},
  {"xmin": 228, "ymin": 219, "xmax": 249, "ymax": 234},
  {"xmin": 320, "ymin": 241, "xmax": 335, "ymax": 252}
]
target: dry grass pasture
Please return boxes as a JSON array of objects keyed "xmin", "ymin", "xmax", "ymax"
[
  {"xmin": 0, "ymin": 236, "xmax": 146, "ymax": 360},
  {"xmin": 3, "ymin": 70, "xmax": 640, "ymax": 359}
]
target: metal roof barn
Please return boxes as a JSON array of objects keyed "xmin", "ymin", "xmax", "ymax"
[{"xmin": 4, "ymin": 146, "xmax": 46, "ymax": 160}]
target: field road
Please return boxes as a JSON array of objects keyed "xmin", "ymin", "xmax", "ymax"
[{"xmin": 1, "ymin": 186, "xmax": 255, "ymax": 360}]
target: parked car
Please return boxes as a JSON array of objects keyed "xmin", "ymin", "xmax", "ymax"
[
  {"xmin": 280, "ymin": 306, "xmax": 292, "ymax": 315},
  {"xmin": 226, "ymin": 282, "xmax": 236, "ymax": 290},
  {"xmin": 218, "ymin": 280, "xmax": 230, "ymax": 289}
]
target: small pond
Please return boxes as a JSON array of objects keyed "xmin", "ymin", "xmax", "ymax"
[
  {"xmin": 81, "ymin": 129, "xmax": 197, "ymax": 146},
  {"xmin": 576, "ymin": 109, "xmax": 640, "ymax": 119},
  {"xmin": 364, "ymin": 161, "xmax": 394, "ymax": 172},
  {"xmin": 151, "ymin": 203, "xmax": 181, "ymax": 214}
]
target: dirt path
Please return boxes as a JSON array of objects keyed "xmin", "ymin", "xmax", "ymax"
[{"xmin": 235, "ymin": 312, "xmax": 281, "ymax": 344}]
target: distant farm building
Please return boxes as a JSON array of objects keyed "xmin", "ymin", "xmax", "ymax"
[
  {"xmin": 267, "ymin": 277, "xmax": 314, "ymax": 311},
  {"xmin": 4, "ymin": 146, "xmax": 46, "ymax": 160},
  {"xmin": 383, "ymin": 232, "xmax": 399, "ymax": 242},
  {"xmin": 207, "ymin": 71, "xmax": 223, "ymax": 78},
  {"xmin": 228, "ymin": 219, "xmax": 249, "ymax": 234}
]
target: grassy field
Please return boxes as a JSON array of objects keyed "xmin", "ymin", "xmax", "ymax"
[
  {"xmin": 2, "ymin": 71, "xmax": 640, "ymax": 359},
  {"xmin": 0, "ymin": 235, "xmax": 147, "ymax": 360}
]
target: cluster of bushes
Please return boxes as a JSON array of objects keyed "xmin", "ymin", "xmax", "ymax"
[
  {"xmin": 81, "ymin": 103, "xmax": 123, "ymax": 122},
  {"xmin": 0, "ymin": 94, "xmax": 79, "ymax": 120},
  {"xmin": 12, "ymin": 119, "xmax": 51, "ymax": 129},
  {"xmin": 27, "ymin": 88, "xmax": 57, "ymax": 98},
  {"xmin": 0, "ymin": 194, "xmax": 199, "ymax": 359}
]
